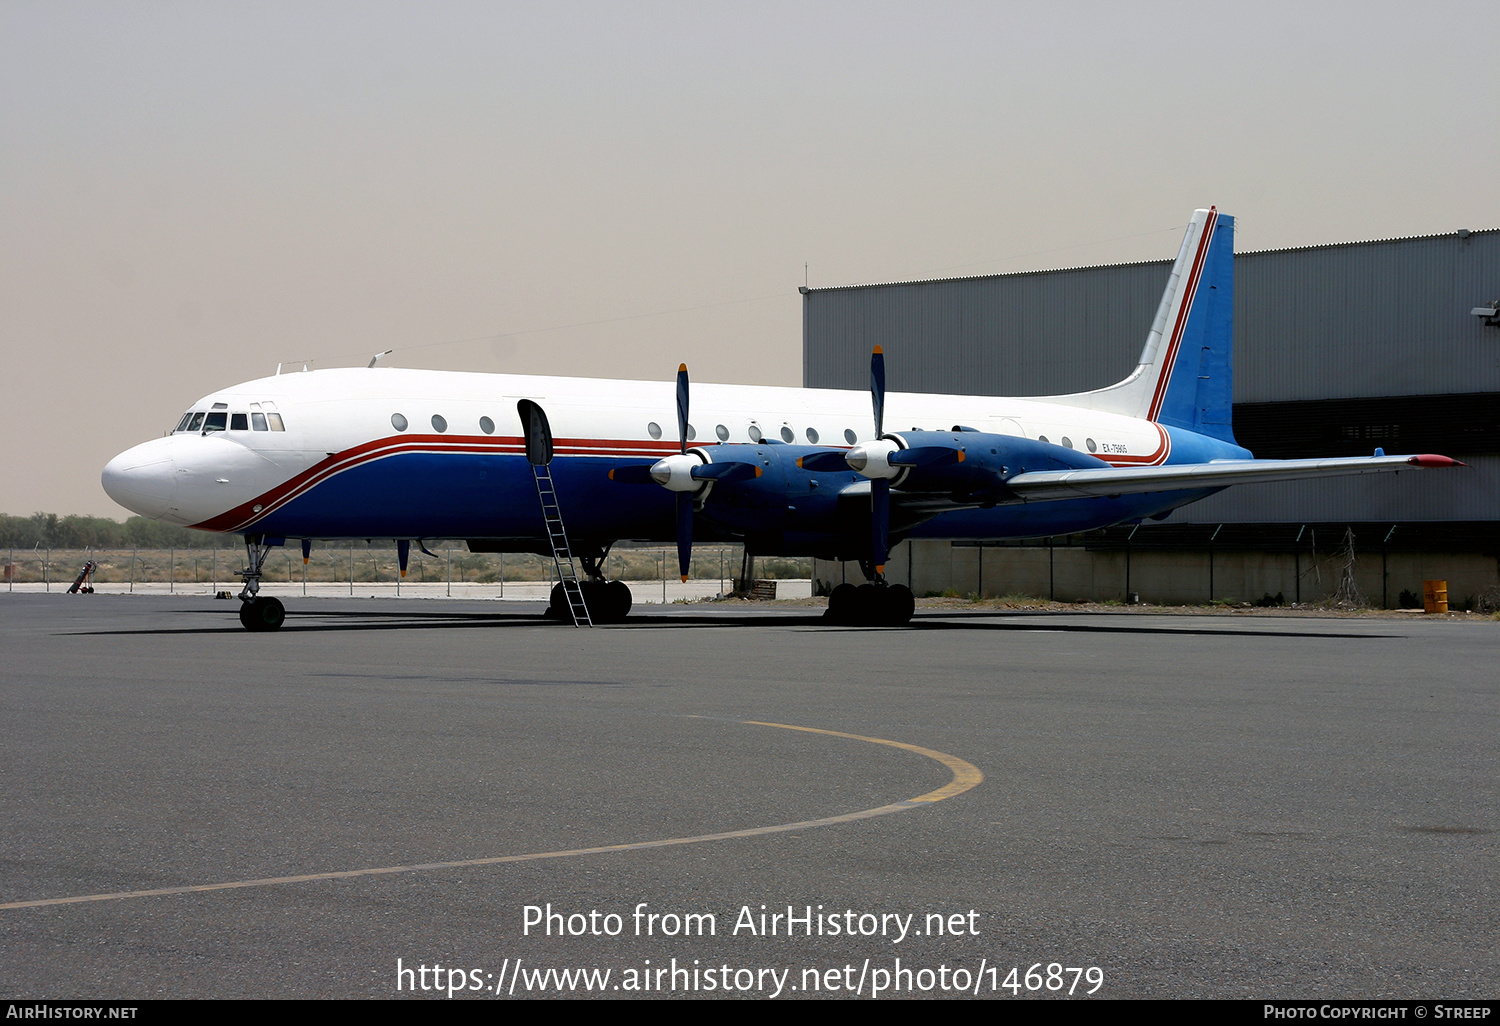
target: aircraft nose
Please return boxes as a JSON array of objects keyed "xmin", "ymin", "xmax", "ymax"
[{"xmin": 102, "ymin": 438, "xmax": 178, "ymax": 519}]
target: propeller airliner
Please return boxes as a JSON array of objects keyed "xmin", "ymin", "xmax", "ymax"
[{"xmin": 102, "ymin": 209, "xmax": 1462, "ymax": 630}]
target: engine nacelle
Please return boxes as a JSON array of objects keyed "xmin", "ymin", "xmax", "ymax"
[
  {"xmin": 688, "ymin": 443, "xmax": 855, "ymax": 543},
  {"xmin": 881, "ymin": 430, "xmax": 1111, "ymax": 504}
]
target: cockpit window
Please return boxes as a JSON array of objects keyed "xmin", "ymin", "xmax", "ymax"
[
  {"xmin": 187, "ymin": 412, "xmax": 205, "ymax": 432},
  {"xmin": 175, "ymin": 413, "xmax": 194, "ymax": 432},
  {"xmin": 267, "ymin": 413, "xmax": 285, "ymax": 431},
  {"xmin": 203, "ymin": 412, "xmax": 227, "ymax": 432},
  {"xmin": 251, "ymin": 412, "xmax": 268, "ymax": 431},
  {"xmin": 230, "ymin": 413, "xmax": 249, "ymax": 430}
]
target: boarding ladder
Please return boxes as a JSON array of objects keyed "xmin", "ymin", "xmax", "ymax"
[{"xmin": 531, "ymin": 463, "xmax": 592, "ymax": 627}]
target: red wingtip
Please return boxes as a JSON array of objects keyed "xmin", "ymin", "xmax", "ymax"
[{"xmin": 1406, "ymin": 454, "xmax": 1466, "ymax": 468}]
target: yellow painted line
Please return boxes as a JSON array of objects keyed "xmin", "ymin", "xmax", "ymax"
[
  {"xmin": 2, "ymin": 719, "xmax": 982, "ymax": 911},
  {"xmin": 741, "ymin": 720, "xmax": 984, "ymax": 803}
]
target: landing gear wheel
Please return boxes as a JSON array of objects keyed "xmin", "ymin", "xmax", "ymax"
[
  {"xmin": 825, "ymin": 583, "xmax": 860, "ymax": 625},
  {"xmin": 878, "ymin": 584, "xmax": 915, "ymax": 626},
  {"xmin": 604, "ymin": 580, "xmax": 633, "ymax": 623},
  {"xmin": 545, "ymin": 583, "xmax": 567, "ymax": 620},
  {"xmin": 553, "ymin": 580, "xmax": 632, "ymax": 623},
  {"xmin": 239, "ymin": 596, "xmax": 285, "ymax": 632},
  {"xmin": 824, "ymin": 582, "xmax": 912, "ymax": 626}
]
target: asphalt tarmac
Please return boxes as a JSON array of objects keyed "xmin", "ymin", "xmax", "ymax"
[{"xmin": 1, "ymin": 594, "xmax": 1494, "ymax": 1000}]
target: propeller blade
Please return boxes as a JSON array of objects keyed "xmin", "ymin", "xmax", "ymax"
[
  {"xmin": 608, "ymin": 464, "xmax": 657, "ymax": 484},
  {"xmin": 674, "ymin": 363, "xmax": 694, "ymax": 580},
  {"xmin": 691, "ymin": 461, "xmax": 762, "ymax": 483},
  {"xmin": 675, "ymin": 491, "xmax": 693, "ymax": 582},
  {"xmin": 870, "ymin": 346, "xmax": 886, "ymax": 439},
  {"xmin": 871, "ymin": 477, "xmax": 890, "ymax": 574},
  {"xmin": 888, "ymin": 445, "xmax": 964, "ymax": 467},
  {"xmin": 676, "ymin": 363, "xmax": 690, "ymax": 455},
  {"xmin": 796, "ymin": 451, "xmax": 851, "ymax": 472}
]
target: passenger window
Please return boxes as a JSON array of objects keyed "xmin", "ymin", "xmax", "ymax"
[
  {"xmin": 188, "ymin": 412, "xmax": 205, "ymax": 431},
  {"xmin": 780, "ymin": 425, "xmax": 794, "ymax": 443},
  {"xmin": 267, "ymin": 413, "xmax": 285, "ymax": 431},
  {"xmin": 806, "ymin": 427, "xmax": 820, "ymax": 443},
  {"xmin": 230, "ymin": 413, "xmax": 249, "ymax": 430},
  {"xmin": 844, "ymin": 429, "xmax": 857, "ymax": 445},
  {"xmin": 251, "ymin": 412, "xmax": 268, "ymax": 431},
  {"xmin": 479, "ymin": 416, "xmax": 495, "ymax": 434},
  {"xmin": 203, "ymin": 412, "xmax": 227, "ymax": 432}
]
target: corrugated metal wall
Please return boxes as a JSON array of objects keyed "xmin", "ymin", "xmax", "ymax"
[
  {"xmin": 804, "ymin": 229, "xmax": 1500, "ymax": 403},
  {"xmin": 1236, "ymin": 232, "xmax": 1500, "ymax": 402},
  {"xmin": 804, "ymin": 262, "xmax": 1166, "ymax": 398}
]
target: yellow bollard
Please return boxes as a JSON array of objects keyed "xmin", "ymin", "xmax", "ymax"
[{"xmin": 1422, "ymin": 579, "xmax": 1448, "ymax": 614}]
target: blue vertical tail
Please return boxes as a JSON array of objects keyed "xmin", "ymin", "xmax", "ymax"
[{"xmin": 1050, "ymin": 207, "xmax": 1238, "ymax": 445}]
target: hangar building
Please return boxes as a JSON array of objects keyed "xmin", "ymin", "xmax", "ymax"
[{"xmin": 804, "ymin": 224, "xmax": 1500, "ymax": 607}]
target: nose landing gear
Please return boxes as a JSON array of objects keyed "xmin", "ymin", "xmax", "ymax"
[
  {"xmin": 236, "ymin": 535, "xmax": 286, "ymax": 632},
  {"xmin": 239, "ymin": 595, "xmax": 286, "ymax": 632}
]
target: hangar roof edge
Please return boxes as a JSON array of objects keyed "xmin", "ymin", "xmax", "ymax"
[{"xmin": 804, "ymin": 226, "xmax": 1500, "ymax": 295}]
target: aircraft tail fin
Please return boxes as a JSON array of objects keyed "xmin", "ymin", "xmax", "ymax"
[{"xmin": 1048, "ymin": 207, "xmax": 1237, "ymax": 443}]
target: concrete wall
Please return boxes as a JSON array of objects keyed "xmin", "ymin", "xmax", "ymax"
[{"xmin": 813, "ymin": 542, "xmax": 1500, "ymax": 608}]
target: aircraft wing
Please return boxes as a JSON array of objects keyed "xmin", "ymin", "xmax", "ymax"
[{"xmin": 1003, "ymin": 454, "xmax": 1463, "ymax": 501}]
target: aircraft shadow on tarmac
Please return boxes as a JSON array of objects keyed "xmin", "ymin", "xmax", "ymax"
[{"xmin": 68, "ymin": 607, "xmax": 1390, "ymax": 640}]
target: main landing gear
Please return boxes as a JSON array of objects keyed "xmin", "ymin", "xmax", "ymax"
[
  {"xmin": 824, "ymin": 561, "xmax": 915, "ymax": 627},
  {"xmin": 546, "ymin": 551, "xmax": 633, "ymax": 624},
  {"xmin": 236, "ymin": 535, "xmax": 285, "ymax": 632}
]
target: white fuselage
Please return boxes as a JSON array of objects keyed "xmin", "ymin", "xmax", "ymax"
[{"xmin": 105, "ymin": 367, "xmax": 1174, "ymax": 532}]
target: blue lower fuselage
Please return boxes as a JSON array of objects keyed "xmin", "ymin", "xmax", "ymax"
[{"xmin": 245, "ymin": 426, "xmax": 1244, "ymax": 557}]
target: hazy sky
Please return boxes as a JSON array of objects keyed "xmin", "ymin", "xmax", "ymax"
[{"xmin": 4, "ymin": 1, "xmax": 1497, "ymax": 517}]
